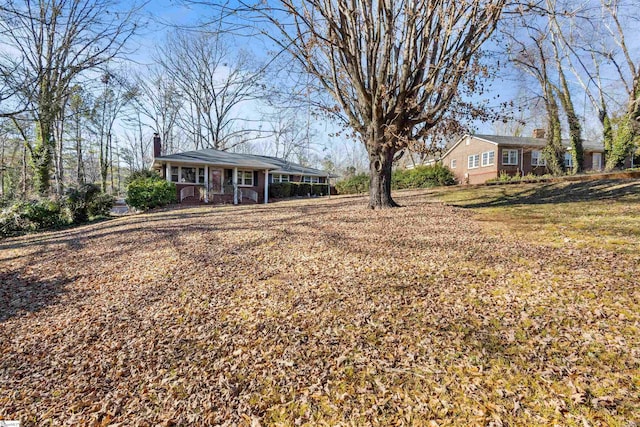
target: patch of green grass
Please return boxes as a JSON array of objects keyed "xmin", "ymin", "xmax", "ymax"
[{"xmin": 436, "ymin": 179, "xmax": 640, "ymax": 251}]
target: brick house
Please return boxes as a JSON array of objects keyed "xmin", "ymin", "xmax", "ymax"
[
  {"xmin": 151, "ymin": 135, "xmax": 333, "ymax": 204},
  {"xmin": 440, "ymin": 130, "xmax": 606, "ymax": 185}
]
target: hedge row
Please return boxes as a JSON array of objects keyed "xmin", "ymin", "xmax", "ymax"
[
  {"xmin": 269, "ymin": 182, "xmax": 329, "ymax": 199},
  {"xmin": 391, "ymin": 163, "xmax": 456, "ymax": 189},
  {"xmin": 335, "ymin": 164, "xmax": 456, "ymax": 195},
  {"xmin": 0, "ymin": 184, "xmax": 114, "ymax": 237}
]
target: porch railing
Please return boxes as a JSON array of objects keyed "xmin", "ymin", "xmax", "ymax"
[
  {"xmin": 241, "ymin": 188, "xmax": 258, "ymax": 203},
  {"xmin": 180, "ymin": 186, "xmax": 195, "ymax": 202}
]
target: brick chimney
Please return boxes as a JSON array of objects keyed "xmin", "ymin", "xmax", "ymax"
[
  {"xmin": 153, "ymin": 133, "xmax": 161, "ymax": 158},
  {"xmin": 532, "ymin": 128, "xmax": 546, "ymax": 139}
]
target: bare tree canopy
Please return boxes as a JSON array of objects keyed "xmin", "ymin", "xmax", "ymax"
[
  {"xmin": 156, "ymin": 28, "xmax": 267, "ymax": 151},
  {"xmin": 223, "ymin": 0, "xmax": 507, "ymax": 208},
  {"xmin": 0, "ymin": 0, "xmax": 142, "ymax": 195}
]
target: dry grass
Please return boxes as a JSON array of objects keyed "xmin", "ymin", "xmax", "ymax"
[{"xmin": 1, "ymin": 183, "xmax": 639, "ymax": 426}]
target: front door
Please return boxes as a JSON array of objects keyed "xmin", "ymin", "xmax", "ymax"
[
  {"xmin": 209, "ymin": 169, "xmax": 223, "ymax": 193},
  {"xmin": 593, "ymin": 153, "xmax": 602, "ymax": 171}
]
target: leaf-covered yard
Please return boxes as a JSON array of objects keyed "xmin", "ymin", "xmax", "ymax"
[{"xmin": 1, "ymin": 180, "xmax": 639, "ymax": 426}]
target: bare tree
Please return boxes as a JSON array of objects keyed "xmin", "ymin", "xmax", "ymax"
[
  {"xmin": 552, "ymin": 0, "xmax": 639, "ymax": 169},
  {"xmin": 0, "ymin": 0, "xmax": 142, "ymax": 195},
  {"xmin": 156, "ymin": 28, "xmax": 266, "ymax": 151},
  {"xmin": 92, "ymin": 71, "xmax": 136, "ymax": 193},
  {"xmin": 261, "ymin": 109, "xmax": 314, "ymax": 162},
  {"xmin": 598, "ymin": 0, "xmax": 639, "ymax": 168},
  {"xmin": 131, "ymin": 67, "xmax": 182, "ymax": 155},
  {"xmin": 226, "ymin": 0, "xmax": 506, "ymax": 208},
  {"xmin": 505, "ymin": 8, "xmax": 567, "ymax": 175}
]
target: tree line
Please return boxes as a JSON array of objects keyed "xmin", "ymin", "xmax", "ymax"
[{"xmin": 1, "ymin": 0, "xmax": 638, "ymax": 209}]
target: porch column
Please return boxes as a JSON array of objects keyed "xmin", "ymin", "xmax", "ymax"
[
  {"xmin": 264, "ymin": 169, "xmax": 269, "ymax": 204},
  {"xmin": 233, "ymin": 167, "xmax": 238, "ymax": 205},
  {"xmin": 204, "ymin": 165, "xmax": 209, "ymax": 203},
  {"xmin": 166, "ymin": 162, "xmax": 171, "ymax": 182}
]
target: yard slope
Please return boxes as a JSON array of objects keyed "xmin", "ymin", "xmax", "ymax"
[{"xmin": 1, "ymin": 184, "xmax": 638, "ymax": 426}]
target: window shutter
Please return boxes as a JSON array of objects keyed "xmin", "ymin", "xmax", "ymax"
[{"xmin": 253, "ymin": 171, "xmax": 259, "ymax": 186}]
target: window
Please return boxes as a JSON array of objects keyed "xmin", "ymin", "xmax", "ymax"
[
  {"xmin": 198, "ymin": 168, "xmax": 205, "ymax": 184},
  {"xmin": 468, "ymin": 154, "xmax": 480, "ymax": 169},
  {"xmin": 180, "ymin": 167, "xmax": 196, "ymax": 183},
  {"xmin": 272, "ymin": 174, "xmax": 291, "ymax": 183},
  {"xmin": 481, "ymin": 151, "xmax": 495, "ymax": 167},
  {"xmin": 564, "ymin": 152, "xmax": 573, "ymax": 168},
  {"xmin": 302, "ymin": 176, "xmax": 320, "ymax": 183},
  {"xmin": 531, "ymin": 150, "xmax": 547, "ymax": 167},
  {"xmin": 238, "ymin": 170, "xmax": 253, "ymax": 186},
  {"xmin": 502, "ymin": 149, "xmax": 518, "ymax": 165},
  {"xmin": 170, "ymin": 166, "xmax": 178, "ymax": 182},
  {"xmin": 450, "ymin": 159, "xmax": 457, "ymax": 169}
]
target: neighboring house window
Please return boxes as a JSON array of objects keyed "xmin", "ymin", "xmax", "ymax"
[
  {"xmin": 170, "ymin": 166, "xmax": 178, "ymax": 182},
  {"xmin": 451, "ymin": 159, "xmax": 457, "ymax": 169},
  {"xmin": 238, "ymin": 170, "xmax": 254, "ymax": 186},
  {"xmin": 531, "ymin": 150, "xmax": 547, "ymax": 167},
  {"xmin": 564, "ymin": 152, "xmax": 573, "ymax": 168},
  {"xmin": 468, "ymin": 154, "xmax": 480, "ymax": 169},
  {"xmin": 481, "ymin": 151, "xmax": 495, "ymax": 167},
  {"xmin": 180, "ymin": 167, "xmax": 196, "ymax": 183},
  {"xmin": 502, "ymin": 149, "xmax": 518, "ymax": 165}
]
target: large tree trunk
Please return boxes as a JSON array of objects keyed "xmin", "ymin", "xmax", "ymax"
[
  {"xmin": 368, "ymin": 148, "xmax": 398, "ymax": 209},
  {"xmin": 544, "ymin": 86, "xmax": 565, "ymax": 176},
  {"xmin": 556, "ymin": 71, "xmax": 583, "ymax": 173},
  {"xmin": 33, "ymin": 119, "xmax": 53, "ymax": 196},
  {"xmin": 600, "ymin": 106, "xmax": 613, "ymax": 162}
]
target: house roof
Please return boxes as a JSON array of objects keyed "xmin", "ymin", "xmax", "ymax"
[
  {"xmin": 442, "ymin": 133, "xmax": 605, "ymax": 159},
  {"xmin": 152, "ymin": 148, "xmax": 335, "ymax": 177},
  {"xmin": 473, "ymin": 134, "xmax": 605, "ymax": 151},
  {"xmin": 245, "ymin": 154, "xmax": 337, "ymax": 177}
]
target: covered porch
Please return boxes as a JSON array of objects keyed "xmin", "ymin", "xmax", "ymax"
[{"xmin": 158, "ymin": 162, "xmax": 274, "ymax": 205}]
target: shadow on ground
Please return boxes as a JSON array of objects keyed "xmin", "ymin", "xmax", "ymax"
[
  {"xmin": 448, "ymin": 179, "xmax": 640, "ymax": 209},
  {"xmin": 0, "ymin": 269, "xmax": 76, "ymax": 323}
]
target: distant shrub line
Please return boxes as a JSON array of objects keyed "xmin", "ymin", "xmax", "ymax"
[
  {"xmin": 336, "ymin": 164, "xmax": 456, "ymax": 194},
  {"xmin": 268, "ymin": 182, "xmax": 329, "ymax": 199},
  {"xmin": 0, "ymin": 183, "xmax": 114, "ymax": 237},
  {"xmin": 488, "ymin": 171, "xmax": 557, "ymax": 184}
]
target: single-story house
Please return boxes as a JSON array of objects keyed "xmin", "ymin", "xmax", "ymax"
[
  {"xmin": 441, "ymin": 130, "xmax": 606, "ymax": 185},
  {"xmin": 151, "ymin": 134, "xmax": 334, "ymax": 204}
]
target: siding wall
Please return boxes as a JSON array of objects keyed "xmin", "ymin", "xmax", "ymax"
[{"xmin": 441, "ymin": 136, "xmax": 498, "ymax": 185}]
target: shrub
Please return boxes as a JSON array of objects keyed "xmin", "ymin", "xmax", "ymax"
[
  {"xmin": 126, "ymin": 176, "xmax": 176, "ymax": 211},
  {"xmin": 270, "ymin": 182, "xmax": 328, "ymax": 199},
  {"xmin": 0, "ymin": 199, "xmax": 67, "ymax": 237},
  {"xmin": 336, "ymin": 165, "xmax": 455, "ymax": 195},
  {"xmin": 269, "ymin": 182, "xmax": 293, "ymax": 199},
  {"xmin": 297, "ymin": 183, "xmax": 312, "ymax": 197},
  {"xmin": 63, "ymin": 183, "xmax": 101, "ymax": 223},
  {"xmin": 335, "ymin": 173, "xmax": 370, "ymax": 194},
  {"xmin": 311, "ymin": 184, "xmax": 325, "ymax": 196},
  {"xmin": 125, "ymin": 169, "xmax": 162, "ymax": 185},
  {"xmin": 392, "ymin": 164, "xmax": 456, "ymax": 189},
  {"xmin": 88, "ymin": 193, "xmax": 115, "ymax": 217}
]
